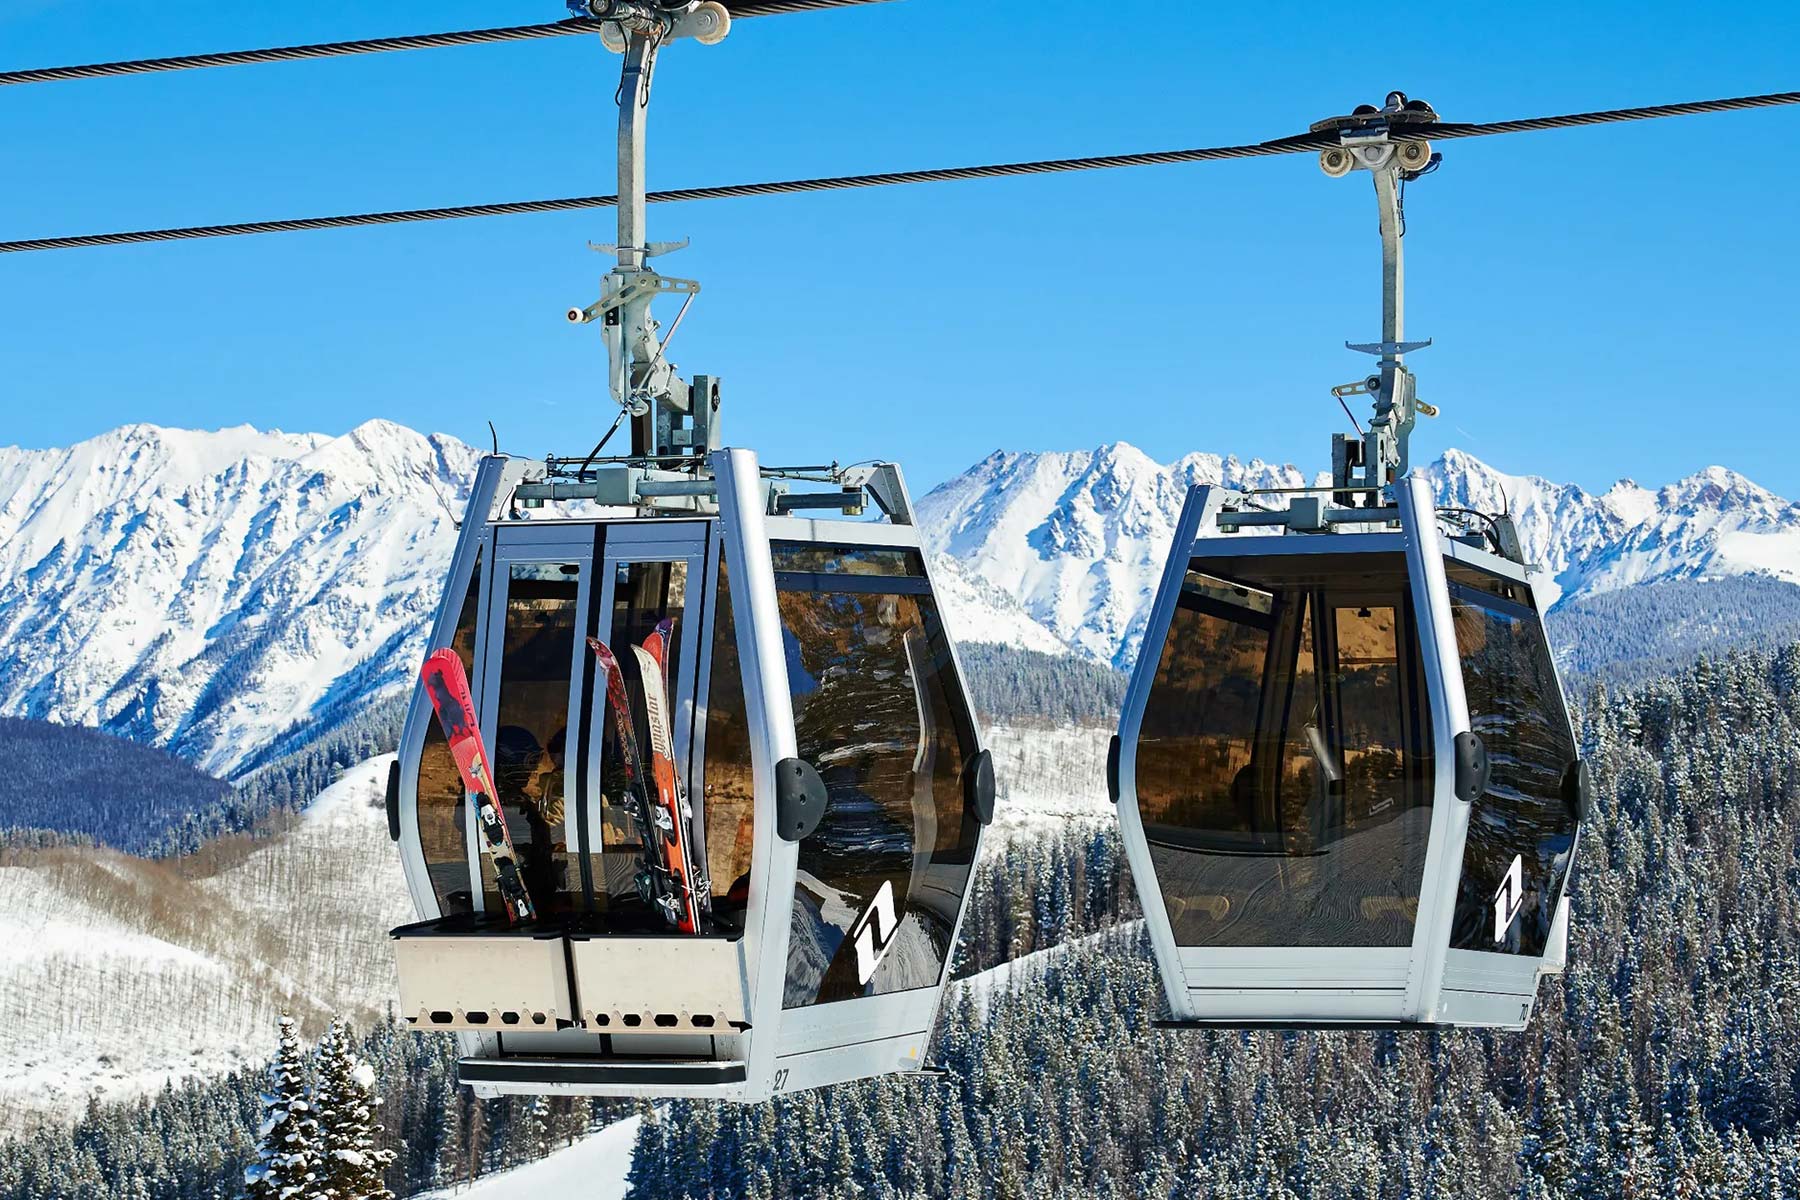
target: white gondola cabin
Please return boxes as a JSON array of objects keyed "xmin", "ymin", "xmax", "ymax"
[
  {"xmin": 1114, "ymin": 478, "xmax": 1585, "ymax": 1029},
  {"xmin": 387, "ymin": 449, "xmax": 994, "ymax": 1099},
  {"xmin": 379, "ymin": 3, "xmax": 995, "ymax": 1099},
  {"xmin": 1113, "ymin": 94, "xmax": 1588, "ymax": 1030}
]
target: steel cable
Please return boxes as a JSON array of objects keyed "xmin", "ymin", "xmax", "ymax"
[
  {"xmin": 1, "ymin": 90, "xmax": 1794, "ymax": 254},
  {"xmin": 0, "ymin": 1, "xmax": 891, "ymax": 87}
]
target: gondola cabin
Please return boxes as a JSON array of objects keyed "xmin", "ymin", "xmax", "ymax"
[
  {"xmin": 387, "ymin": 449, "xmax": 995, "ymax": 1100},
  {"xmin": 1113, "ymin": 477, "xmax": 1586, "ymax": 1029}
]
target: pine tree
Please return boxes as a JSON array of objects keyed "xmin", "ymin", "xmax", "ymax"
[
  {"xmin": 312, "ymin": 1021, "xmax": 396, "ymax": 1200},
  {"xmin": 244, "ymin": 1015, "xmax": 317, "ymax": 1200}
]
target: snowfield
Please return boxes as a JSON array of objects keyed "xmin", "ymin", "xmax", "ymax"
[
  {"xmin": 0, "ymin": 756, "xmax": 412, "ymax": 1128},
  {"xmin": 414, "ymin": 1114, "xmax": 643, "ymax": 1200}
]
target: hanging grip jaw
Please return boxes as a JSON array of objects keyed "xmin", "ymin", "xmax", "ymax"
[{"xmin": 1315, "ymin": 92, "xmax": 1442, "ymax": 501}]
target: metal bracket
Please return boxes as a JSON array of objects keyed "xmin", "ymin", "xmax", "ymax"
[
  {"xmin": 1316, "ymin": 92, "xmax": 1442, "ymax": 497},
  {"xmin": 566, "ymin": 4, "xmax": 731, "ymax": 462}
]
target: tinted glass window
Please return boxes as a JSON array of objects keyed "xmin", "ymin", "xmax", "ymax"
[
  {"xmin": 1136, "ymin": 554, "xmax": 1434, "ymax": 948},
  {"xmin": 701, "ymin": 557, "xmax": 755, "ymax": 931},
  {"xmin": 591, "ymin": 559, "xmax": 703, "ymax": 932},
  {"xmin": 486, "ymin": 563, "xmax": 584, "ymax": 918},
  {"xmin": 417, "ymin": 551, "xmax": 482, "ymax": 916},
  {"xmin": 1446, "ymin": 562, "xmax": 1580, "ymax": 955},
  {"xmin": 776, "ymin": 547, "xmax": 979, "ymax": 1008}
]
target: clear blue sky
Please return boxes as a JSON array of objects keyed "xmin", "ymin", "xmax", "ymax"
[{"xmin": 1, "ymin": 0, "xmax": 1794, "ymax": 495}]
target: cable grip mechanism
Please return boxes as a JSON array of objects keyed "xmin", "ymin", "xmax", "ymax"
[{"xmin": 569, "ymin": 1, "xmax": 732, "ymax": 50}]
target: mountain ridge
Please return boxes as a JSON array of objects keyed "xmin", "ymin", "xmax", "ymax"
[{"xmin": 2, "ymin": 422, "xmax": 1795, "ymax": 772}]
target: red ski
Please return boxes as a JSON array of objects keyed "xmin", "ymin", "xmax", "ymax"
[
  {"xmin": 419, "ymin": 649, "xmax": 536, "ymax": 924},
  {"xmin": 638, "ymin": 619, "xmax": 708, "ymax": 924},
  {"xmin": 588, "ymin": 636, "xmax": 702, "ymax": 933}
]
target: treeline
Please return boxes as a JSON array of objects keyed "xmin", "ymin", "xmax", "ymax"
[
  {"xmin": 0, "ymin": 695, "xmax": 407, "ymax": 859},
  {"xmin": 0, "ymin": 822, "xmax": 1113, "ymax": 1200},
  {"xmin": 0, "ymin": 1014, "xmax": 630, "ymax": 1200},
  {"xmin": 958, "ymin": 642, "xmax": 1128, "ymax": 727},
  {"xmin": 627, "ymin": 641, "xmax": 1800, "ymax": 1198},
  {"xmin": 1550, "ymin": 574, "xmax": 1800, "ymax": 685},
  {"xmin": 0, "ymin": 717, "xmax": 238, "ymax": 858}
]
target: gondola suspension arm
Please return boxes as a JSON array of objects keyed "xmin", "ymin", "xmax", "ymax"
[
  {"xmin": 566, "ymin": 2, "xmax": 730, "ymax": 460},
  {"xmin": 1317, "ymin": 92, "xmax": 1442, "ymax": 501}
]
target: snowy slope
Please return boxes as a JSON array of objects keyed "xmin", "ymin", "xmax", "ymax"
[
  {"xmin": 414, "ymin": 1114, "xmax": 642, "ymax": 1200},
  {"xmin": 920, "ymin": 443, "xmax": 1800, "ymax": 669},
  {"xmin": 0, "ymin": 756, "xmax": 411, "ymax": 1127},
  {"xmin": 0, "ymin": 423, "xmax": 476, "ymax": 777}
]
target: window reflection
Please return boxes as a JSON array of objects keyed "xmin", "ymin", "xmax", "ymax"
[
  {"xmin": 486, "ymin": 563, "xmax": 582, "ymax": 918},
  {"xmin": 1446, "ymin": 562, "xmax": 1579, "ymax": 955},
  {"xmin": 775, "ymin": 548, "xmax": 978, "ymax": 1008},
  {"xmin": 417, "ymin": 551, "xmax": 483, "ymax": 916},
  {"xmin": 1137, "ymin": 556, "xmax": 1434, "ymax": 948},
  {"xmin": 592, "ymin": 559, "xmax": 702, "ymax": 931},
  {"xmin": 702, "ymin": 557, "xmax": 756, "ymax": 930}
]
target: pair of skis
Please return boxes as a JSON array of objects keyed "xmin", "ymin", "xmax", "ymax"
[
  {"xmin": 588, "ymin": 620, "xmax": 706, "ymax": 935},
  {"xmin": 418, "ymin": 622, "xmax": 704, "ymax": 933}
]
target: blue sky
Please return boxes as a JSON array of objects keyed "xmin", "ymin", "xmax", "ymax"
[{"xmin": 0, "ymin": 0, "xmax": 1794, "ymax": 495}]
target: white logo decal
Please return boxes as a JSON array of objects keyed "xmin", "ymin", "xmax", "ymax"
[
  {"xmin": 850, "ymin": 880, "xmax": 899, "ymax": 985},
  {"xmin": 1493, "ymin": 854, "xmax": 1524, "ymax": 943}
]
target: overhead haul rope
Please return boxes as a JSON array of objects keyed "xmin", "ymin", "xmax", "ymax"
[
  {"xmin": 2, "ymin": 89, "xmax": 1792, "ymax": 256},
  {"xmin": 0, "ymin": 1, "xmax": 891, "ymax": 87}
]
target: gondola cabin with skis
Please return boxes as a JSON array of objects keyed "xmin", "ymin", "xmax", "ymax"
[
  {"xmin": 383, "ymin": 1, "xmax": 994, "ymax": 1102},
  {"xmin": 386, "ymin": 448, "xmax": 995, "ymax": 1101}
]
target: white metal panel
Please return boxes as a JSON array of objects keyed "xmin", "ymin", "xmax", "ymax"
[
  {"xmin": 713, "ymin": 448, "xmax": 803, "ymax": 1101},
  {"xmin": 393, "ymin": 932, "xmax": 574, "ymax": 1031},
  {"xmin": 1441, "ymin": 537, "xmax": 1532, "ymax": 583},
  {"xmin": 775, "ymin": 987, "xmax": 943, "ymax": 1058},
  {"xmin": 1175, "ymin": 946, "xmax": 1412, "ymax": 986},
  {"xmin": 771, "ymin": 1031, "xmax": 933, "ymax": 1098},
  {"xmin": 1397, "ymin": 475, "xmax": 1474, "ymax": 1023},
  {"xmin": 1181, "ymin": 988, "xmax": 1409, "ymax": 1023},
  {"xmin": 568, "ymin": 936, "xmax": 747, "ymax": 1031},
  {"xmin": 763, "ymin": 514, "xmax": 924, "ymax": 549}
]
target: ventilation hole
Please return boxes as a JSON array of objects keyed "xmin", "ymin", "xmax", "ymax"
[
  {"xmin": 691, "ymin": 1015, "xmax": 716, "ymax": 1029},
  {"xmin": 623, "ymin": 1014, "xmax": 642, "ymax": 1028},
  {"xmin": 430, "ymin": 1011, "xmax": 454, "ymax": 1026},
  {"xmin": 532, "ymin": 1012, "xmax": 548, "ymax": 1026},
  {"xmin": 594, "ymin": 1013, "xmax": 611, "ymax": 1027},
  {"xmin": 405, "ymin": 1016, "xmax": 419, "ymax": 1026},
  {"xmin": 465, "ymin": 1011, "xmax": 489, "ymax": 1026},
  {"xmin": 501, "ymin": 1011, "xmax": 521, "ymax": 1026},
  {"xmin": 654, "ymin": 1014, "xmax": 679, "ymax": 1028}
]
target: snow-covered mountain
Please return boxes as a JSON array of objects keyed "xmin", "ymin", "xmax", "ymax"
[
  {"xmin": 0, "ymin": 423, "xmax": 476, "ymax": 777},
  {"xmin": 919, "ymin": 443, "xmax": 1800, "ymax": 669},
  {"xmin": 4, "ymin": 422, "xmax": 1800, "ymax": 775}
]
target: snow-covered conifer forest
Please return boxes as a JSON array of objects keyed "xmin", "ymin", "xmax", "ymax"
[{"xmin": 5, "ymin": 642, "xmax": 1800, "ymax": 1197}]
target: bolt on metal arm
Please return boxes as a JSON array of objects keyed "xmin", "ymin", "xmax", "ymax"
[
  {"xmin": 1316, "ymin": 92, "xmax": 1442, "ymax": 501},
  {"xmin": 565, "ymin": 2, "xmax": 730, "ymax": 461}
]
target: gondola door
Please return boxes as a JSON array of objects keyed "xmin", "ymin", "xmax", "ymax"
[
  {"xmin": 587, "ymin": 522, "xmax": 711, "ymax": 933},
  {"xmin": 476, "ymin": 525, "xmax": 595, "ymax": 920}
]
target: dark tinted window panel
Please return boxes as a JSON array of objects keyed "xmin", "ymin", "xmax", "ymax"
[
  {"xmin": 418, "ymin": 551, "xmax": 483, "ymax": 915},
  {"xmin": 1447, "ymin": 564, "xmax": 1579, "ymax": 955},
  {"xmin": 776, "ymin": 562, "xmax": 979, "ymax": 1008},
  {"xmin": 1137, "ymin": 555, "xmax": 1434, "ymax": 948},
  {"xmin": 702, "ymin": 556, "xmax": 756, "ymax": 931},
  {"xmin": 771, "ymin": 542, "xmax": 925, "ymax": 579},
  {"xmin": 590, "ymin": 560, "xmax": 697, "ymax": 931},
  {"xmin": 488, "ymin": 563, "xmax": 584, "ymax": 918}
]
